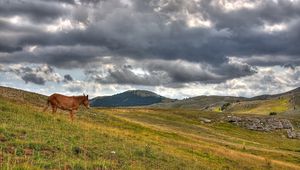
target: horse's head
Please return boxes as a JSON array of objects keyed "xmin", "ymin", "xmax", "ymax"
[{"xmin": 82, "ymin": 94, "xmax": 90, "ymax": 109}]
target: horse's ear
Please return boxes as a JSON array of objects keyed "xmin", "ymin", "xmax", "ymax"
[
  {"xmin": 87, "ymin": 95, "xmax": 89, "ymax": 99},
  {"xmin": 83, "ymin": 93, "xmax": 85, "ymax": 96}
]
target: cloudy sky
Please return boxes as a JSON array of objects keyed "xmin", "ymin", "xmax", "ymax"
[{"xmin": 0, "ymin": 0, "xmax": 300, "ymax": 99}]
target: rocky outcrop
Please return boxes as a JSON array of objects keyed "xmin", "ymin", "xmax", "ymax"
[{"xmin": 227, "ymin": 116, "xmax": 300, "ymax": 139}]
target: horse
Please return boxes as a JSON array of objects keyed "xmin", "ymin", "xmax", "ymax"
[{"xmin": 43, "ymin": 93, "xmax": 90, "ymax": 120}]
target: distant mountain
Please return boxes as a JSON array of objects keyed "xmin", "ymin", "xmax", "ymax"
[
  {"xmin": 150, "ymin": 87, "xmax": 300, "ymax": 114},
  {"xmin": 90, "ymin": 90, "xmax": 176, "ymax": 107}
]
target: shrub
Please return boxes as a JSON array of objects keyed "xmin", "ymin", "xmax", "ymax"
[
  {"xmin": 221, "ymin": 103, "xmax": 231, "ymax": 111},
  {"xmin": 269, "ymin": 112, "xmax": 277, "ymax": 116}
]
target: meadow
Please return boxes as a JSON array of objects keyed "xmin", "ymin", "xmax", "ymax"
[{"xmin": 0, "ymin": 87, "xmax": 300, "ymax": 169}]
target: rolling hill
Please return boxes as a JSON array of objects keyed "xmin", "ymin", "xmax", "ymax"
[
  {"xmin": 222, "ymin": 87, "xmax": 300, "ymax": 115},
  {"xmin": 150, "ymin": 95, "xmax": 245, "ymax": 110},
  {"xmin": 150, "ymin": 87, "xmax": 300, "ymax": 115},
  {"xmin": 90, "ymin": 87, "xmax": 300, "ymax": 115},
  {"xmin": 0, "ymin": 86, "xmax": 300, "ymax": 169},
  {"xmin": 90, "ymin": 90, "xmax": 176, "ymax": 107}
]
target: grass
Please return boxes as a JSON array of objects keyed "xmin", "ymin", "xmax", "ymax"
[
  {"xmin": 0, "ymin": 88, "xmax": 300, "ymax": 169},
  {"xmin": 226, "ymin": 98, "xmax": 291, "ymax": 115}
]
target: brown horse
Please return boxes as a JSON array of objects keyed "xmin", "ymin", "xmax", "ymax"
[{"xmin": 43, "ymin": 93, "xmax": 90, "ymax": 120}]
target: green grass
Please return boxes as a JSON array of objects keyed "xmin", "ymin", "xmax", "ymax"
[
  {"xmin": 0, "ymin": 91, "xmax": 300, "ymax": 169},
  {"xmin": 226, "ymin": 98, "xmax": 291, "ymax": 115}
]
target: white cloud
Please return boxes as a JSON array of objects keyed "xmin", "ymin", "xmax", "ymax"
[
  {"xmin": 46, "ymin": 18, "xmax": 86, "ymax": 33},
  {"xmin": 214, "ymin": 0, "xmax": 262, "ymax": 11},
  {"xmin": 186, "ymin": 13, "xmax": 213, "ymax": 28},
  {"xmin": 263, "ymin": 23, "xmax": 288, "ymax": 33}
]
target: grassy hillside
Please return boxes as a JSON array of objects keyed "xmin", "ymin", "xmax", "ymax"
[
  {"xmin": 0, "ymin": 86, "xmax": 300, "ymax": 169},
  {"xmin": 151, "ymin": 87, "xmax": 300, "ymax": 115},
  {"xmin": 225, "ymin": 88, "xmax": 300, "ymax": 115},
  {"xmin": 226, "ymin": 98, "xmax": 291, "ymax": 115},
  {"xmin": 0, "ymin": 86, "xmax": 47, "ymax": 107},
  {"xmin": 150, "ymin": 96, "xmax": 244, "ymax": 109}
]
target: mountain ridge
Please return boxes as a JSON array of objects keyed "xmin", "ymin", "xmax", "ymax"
[{"xmin": 90, "ymin": 90, "xmax": 176, "ymax": 107}]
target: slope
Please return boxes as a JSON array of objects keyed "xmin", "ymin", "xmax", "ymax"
[
  {"xmin": 0, "ymin": 86, "xmax": 300, "ymax": 169},
  {"xmin": 226, "ymin": 87, "xmax": 300, "ymax": 115},
  {"xmin": 151, "ymin": 87, "xmax": 300, "ymax": 115},
  {"xmin": 150, "ymin": 95, "xmax": 245, "ymax": 110}
]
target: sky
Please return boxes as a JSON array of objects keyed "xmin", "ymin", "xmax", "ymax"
[{"xmin": 0, "ymin": 0, "xmax": 300, "ymax": 99}]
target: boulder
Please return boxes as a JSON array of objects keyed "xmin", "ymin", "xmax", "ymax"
[
  {"xmin": 281, "ymin": 119, "xmax": 294, "ymax": 130},
  {"xmin": 199, "ymin": 117, "xmax": 212, "ymax": 123},
  {"xmin": 267, "ymin": 118, "xmax": 283, "ymax": 129},
  {"xmin": 286, "ymin": 129, "xmax": 297, "ymax": 139},
  {"xmin": 227, "ymin": 116, "xmax": 242, "ymax": 123}
]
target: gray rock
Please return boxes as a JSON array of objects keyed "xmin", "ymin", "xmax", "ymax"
[
  {"xmin": 286, "ymin": 129, "xmax": 297, "ymax": 139},
  {"xmin": 267, "ymin": 118, "xmax": 283, "ymax": 129},
  {"xmin": 245, "ymin": 123, "xmax": 257, "ymax": 130},
  {"xmin": 199, "ymin": 117, "xmax": 212, "ymax": 123},
  {"xmin": 227, "ymin": 116, "xmax": 297, "ymax": 136},
  {"xmin": 227, "ymin": 116, "xmax": 242, "ymax": 123},
  {"xmin": 281, "ymin": 119, "xmax": 294, "ymax": 130}
]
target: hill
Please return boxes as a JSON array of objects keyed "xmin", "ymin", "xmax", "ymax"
[
  {"xmin": 250, "ymin": 87, "xmax": 300, "ymax": 100},
  {"xmin": 150, "ymin": 87, "xmax": 300, "ymax": 115},
  {"xmin": 225, "ymin": 87, "xmax": 300, "ymax": 115},
  {"xmin": 150, "ymin": 95, "xmax": 245, "ymax": 110},
  {"xmin": 0, "ymin": 86, "xmax": 300, "ymax": 169},
  {"xmin": 90, "ymin": 90, "xmax": 175, "ymax": 107}
]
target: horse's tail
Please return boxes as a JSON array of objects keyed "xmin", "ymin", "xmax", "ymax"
[{"xmin": 43, "ymin": 99, "xmax": 50, "ymax": 112}]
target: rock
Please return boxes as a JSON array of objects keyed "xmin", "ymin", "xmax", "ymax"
[
  {"xmin": 286, "ymin": 129, "xmax": 297, "ymax": 139},
  {"xmin": 267, "ymin": 118, "xmax": 283, "ymax": 129},
  {"xmin": 227, "ymin": 116, "xmax": 296, "ymax": 133},
  {"xmin": 281, "ymin": 119, "xmax": 294, "ymax": 130},
  {"xmin": 199, "ymin": 117, "xmax": 212, "ymax": 123},
  {"xmin": 245, "ymin": 123, "xmax": 257, "ymax": 130},
  {"xmin": 227, "ymin": 116, "xmax": 242, "ymax": 123}
]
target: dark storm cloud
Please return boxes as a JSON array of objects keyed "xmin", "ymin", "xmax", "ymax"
[
  {"xmin": 0, "ymin": 46, "xmax": 109, "ymax": 68},
  {"xmin": 0, "ymin": 44, "xmax": 22, "ymax": 53},
  {"xmin": 0, "ymin": 0, "xmax": 300, "ymax": 85},
  {"xmin": 21, "ymin": 73, "xmax": 45, "ymax": 85},
  {"xmin": 98, "ymin": 69, "xmax": 167, "ymax": 86},
  {"xmin": 0, "ymin": 0, "xmax": 70, "ymax": 23},
  {"xmin": 85, "ymin": 58, "xmax": 256, "ymax": 86},
  {"xmin": 64, "ymin": 74, "xmax": 73, "ymax": 82},
  {"xmin": 283, "ymin": 63, "xmax": 295, "ymax": 70},
  {"xmin": 0, "ymin": 64, "xmax": 61, "ymax": 85}
]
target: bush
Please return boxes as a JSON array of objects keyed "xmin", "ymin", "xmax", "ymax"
[
  {"xmin": 72, "ymin": 146, "xmax": 82, "ymax": 155},
  {"xmin": 221, "ymin": 103, "xmax": 231, "ymax": 111},
  {"xmin": 269, "ymin": 112, "xmax": 277, "ymax": 116}
]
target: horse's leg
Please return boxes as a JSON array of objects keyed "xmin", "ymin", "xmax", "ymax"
[
  {"xmin": 52, "ymin": 99, "xmax": 59, "ymax": 114},
  {"xmin": 43, "ymin": 100, "xmax": 49, "ymax": 112},
  {"xmin": 53, "ymin": 106, "xmax": 57, "ymax": 113}
]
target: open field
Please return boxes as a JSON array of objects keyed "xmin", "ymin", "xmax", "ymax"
[{"xmin": 0, "ymin": 87, "xmax": 300, "ymax": 169}]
